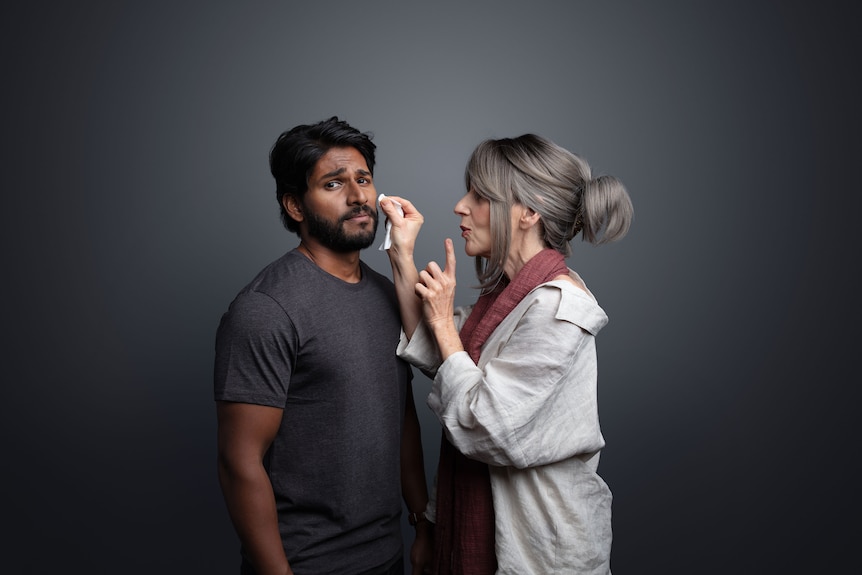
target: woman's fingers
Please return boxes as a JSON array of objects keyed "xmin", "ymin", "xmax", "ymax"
[
  {"xmin": 381, "ymin": 195, "xmax": 417, "ymax": 215},
  {"xmin": 379, "ymin": 196, "xmax": 404, "ymax": 222},
  {"xmin": 424, "ymin": 260, "xmax": 442, "ymax": 278},
  {"xmin": 380, "ymin": 195, "xmax": 423, "ymax": 224},
  {"xmin": 415, "ymin": 239, "xmax": 458, "ymax": 302},
  {"xmin": 442, "ymin": 238, "xmax": 456, "ymax": 278}
]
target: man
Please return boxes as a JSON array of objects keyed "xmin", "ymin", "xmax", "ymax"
[{"xmin": 214, "ymin": 116, "xmax": 431, "ymax": 575}]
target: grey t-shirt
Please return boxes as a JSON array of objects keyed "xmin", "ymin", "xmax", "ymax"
[{"xmin": 215, "ymin": 249, "xmax": 411, "ymax": 575}]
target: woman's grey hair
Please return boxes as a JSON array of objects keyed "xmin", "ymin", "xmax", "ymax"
[{"xmin": 465, "ymin": 133, "xmax": 633, "ymax": 290}]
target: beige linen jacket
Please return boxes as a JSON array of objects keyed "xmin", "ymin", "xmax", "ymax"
[{"xmin": 398, "ymin": 275, "xmax": 614, "ymax": 575}]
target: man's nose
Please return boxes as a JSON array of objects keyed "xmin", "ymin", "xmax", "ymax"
[{"xmin": 346, "ymin": 181, "xmax": 369, "ymax": 205}]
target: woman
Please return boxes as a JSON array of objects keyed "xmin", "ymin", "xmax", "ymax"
[{"xmin": 380, "ymin": 134, "xmax": 633, "ymax": 575}]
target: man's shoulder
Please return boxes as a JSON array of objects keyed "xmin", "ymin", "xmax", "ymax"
[
  {"xmin": 221, "ymin": 250, "xmax": 306, "ymax": 315},
  {"xmin": 229, "ymin": 251, "xmax": 395, "ymax": 311},
  {"xmin": 247, "ymin": 248, "xmax": 307, "ymax": 286}
]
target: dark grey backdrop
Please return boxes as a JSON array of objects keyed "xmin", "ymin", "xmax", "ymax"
[{"xmin": 3, "ymin": 1, "xmax": 858, "ymax": 573}]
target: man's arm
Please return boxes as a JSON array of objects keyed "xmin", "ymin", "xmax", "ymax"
[
  {"xmin": 400, "ymin": 383, "xmax": 433, "ymax": 574},
  {"xmin": 217, "ymin": 401, "xmax": 293, "ymax": 575}
]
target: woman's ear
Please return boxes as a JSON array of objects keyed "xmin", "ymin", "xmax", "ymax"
[
  {"xmin": 283, "ymin": 195, "xmax": 304, "ymax": 223},
  {"xmin": 518, "ymin": 206, "xmax": 541, "ymax": 229}
]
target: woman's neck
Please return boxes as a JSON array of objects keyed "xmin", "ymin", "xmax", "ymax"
[{"xmin": 504, "ymin": 235, "xmax": 546, "ymax": 280}]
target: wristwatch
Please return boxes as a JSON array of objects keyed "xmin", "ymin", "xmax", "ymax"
[{"xmin": 408, "ymin": 511, "xmax": 428, "ymax": 526}]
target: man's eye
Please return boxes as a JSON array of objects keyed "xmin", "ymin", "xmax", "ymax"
[
  {"xmin": 358, "ymin": 177, "xmax": 370, "ymax": 184},
  {"xmin": 325, "ymin": 181, "xmax": 341, "ymax": 189}
]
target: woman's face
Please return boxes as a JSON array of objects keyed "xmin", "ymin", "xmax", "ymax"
[{"xmin": 454, "ymin": 186, "xmax": 492, "ymax": 258}]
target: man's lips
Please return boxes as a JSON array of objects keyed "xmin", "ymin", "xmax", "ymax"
[
  {"xmin": 460, "ymin": 225, "xmax": 470, "ymax": 237},
  {"xmin": 343, "ymin": 206, "xmax": 376, "ymax": 223}
]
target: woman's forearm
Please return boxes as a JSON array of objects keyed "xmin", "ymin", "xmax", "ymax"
[
  {"xmin": 379, "ymin": 194, "xmax": 424, "ymax": 338},
  {"xmin": 389, "ymin": 251, "xmax": 423, "ymax": 339}
]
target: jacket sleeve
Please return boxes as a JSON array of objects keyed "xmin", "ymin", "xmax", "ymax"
[{"xmin": 427, "ymin": 285, "xmax": 608, "ymax": 469}]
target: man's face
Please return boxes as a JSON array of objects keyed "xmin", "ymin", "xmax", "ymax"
[{"xmin": 300, "ymin": 146, "xmax": 378, "ymax": 252}]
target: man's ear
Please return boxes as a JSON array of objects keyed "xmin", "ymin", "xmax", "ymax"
[{"xmin": 283, "ymin": 195, "xmax": 304, "ymax": 223}]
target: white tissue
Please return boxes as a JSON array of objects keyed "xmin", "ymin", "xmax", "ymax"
[{"xmin": 378, "ymin": 193, "xmax": 403, "ymax": 251}]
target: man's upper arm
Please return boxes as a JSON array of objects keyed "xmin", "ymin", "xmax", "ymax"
[{"xmin": 217, "ymin": 401, "xmax": 284, "ymax": 465}]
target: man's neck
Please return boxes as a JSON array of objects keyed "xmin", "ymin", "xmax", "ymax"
[{"xmin": 296, "ymin": 241, "xmax": 363, "ymax": 283}]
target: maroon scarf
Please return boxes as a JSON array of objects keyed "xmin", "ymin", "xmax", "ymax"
[{"xmin": 432, "ymin": 249, "xmax": 569, "ymax": 575}]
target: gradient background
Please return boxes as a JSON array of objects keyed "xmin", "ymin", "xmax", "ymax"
[{"xmin": 3, "ymin": 1, "xmax": 859, "ymax": 573}]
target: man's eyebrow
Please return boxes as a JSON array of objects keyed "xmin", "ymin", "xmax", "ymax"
[
  {"xmin": 318, "ymin": 167, "xmax": 372, "ymax": 180},
  {"xmin": 319, "ymin": 167, "xmax": 347, "ymax": 180}
]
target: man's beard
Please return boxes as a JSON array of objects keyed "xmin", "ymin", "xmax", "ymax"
[{"xmin": 304, "ymin": 204, "xmax": 379, "ymax": 252}]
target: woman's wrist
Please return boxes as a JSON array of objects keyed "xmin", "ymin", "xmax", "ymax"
[
  {"xmin": 428, "ymin": 321, "xmax": 463, "ymax": 360},
  {"xmin": 388, "ymin": 248, "xmax": 416, "ymax": 267}
]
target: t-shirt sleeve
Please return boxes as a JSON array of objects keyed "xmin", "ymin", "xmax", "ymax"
[{"xmin": 213, "ymin": 289, "xmax": 296, "ymax": 408}]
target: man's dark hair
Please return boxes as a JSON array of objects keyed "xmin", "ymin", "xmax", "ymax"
[{"xmin": 269, "ymin": 116, "xmax": 377, "ymax": 234}]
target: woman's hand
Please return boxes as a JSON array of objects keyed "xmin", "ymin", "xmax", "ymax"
[
  {"xmin": 416, "ymin": 239, "xmax": 463, "ymax": 360},
  {"xmin": 379, "ymin": 194, "xmax": 423, "ymax": 259}
]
